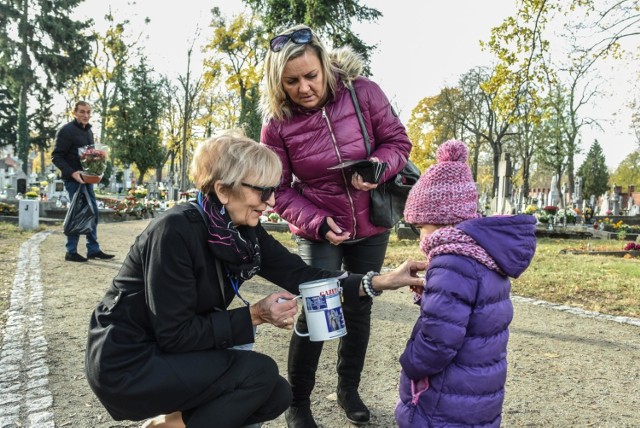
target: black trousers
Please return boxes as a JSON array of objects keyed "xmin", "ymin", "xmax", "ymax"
[
  {"xmin": 92, "ymin": 349, "xmax": 289, "ymax": 428},
  {"xmin": 288, "ymin": 231, "xmax": 390, "ymax": 407},
  {"xmin": 181, "ymin": 351, "xmax": 291, "ymax": 427}
]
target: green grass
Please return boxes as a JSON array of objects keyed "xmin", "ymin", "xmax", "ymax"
[
  {"xmin": 513, "ymin": 238, "xmax": 640, "ymax": 318},
  {"xmin": 269, "ymin": 232, "xmax": 640, "ymax": 319},
  {"xmin": 1, "ymin": 223, "xmax": 638, "ymax": 319}
]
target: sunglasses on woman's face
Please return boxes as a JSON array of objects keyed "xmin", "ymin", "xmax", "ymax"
[
  {"xmin": 241, "ymin": 182, "xmax": 277, "ymax": 202},
  {"xmin": 269, "ymin": 28, "xmax": 313, "ymax": 52}
]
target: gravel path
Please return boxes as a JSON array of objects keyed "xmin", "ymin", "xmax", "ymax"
[{"xmin": 1, "ymin": 219, "xmax": 638, "ymax": 427}]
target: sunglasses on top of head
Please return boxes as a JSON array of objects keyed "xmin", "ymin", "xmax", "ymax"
[
  {"xmin": 269, "ymin": 28, "xmax": 313, "ymax": 52},
  {"xmin": 241, "ymin": 182, "xmax": 277, "ymax": 202}
]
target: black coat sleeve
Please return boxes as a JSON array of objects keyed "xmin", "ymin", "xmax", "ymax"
[
  {"xmin": 140, "ymin": 211, "xmax": 254, "ymax": 352},
  {"xmin": 52, "ymin": 125, "xmax": 76, "ymax": 180}
]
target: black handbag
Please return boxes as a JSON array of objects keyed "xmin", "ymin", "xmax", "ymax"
[
  {"xmin": 63, "ymin": 184, "xmax": 96, "ymax": 236},
  {"xmin": 347, "ymin": 83, "xmax": 420, "ymax": 228}
]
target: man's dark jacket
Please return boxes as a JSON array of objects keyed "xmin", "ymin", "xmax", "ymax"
[{"xmin": 52, "ymin": 119, "xmax": 94, "ymax": 181}]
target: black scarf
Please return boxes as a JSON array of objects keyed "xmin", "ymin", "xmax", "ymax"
[{"xmin": 197, "ymin": 192, "xmax": 261, "ymax": 282}]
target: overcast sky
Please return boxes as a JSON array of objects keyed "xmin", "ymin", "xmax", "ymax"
[{"xmin": 74, "ymin": 0, "xmax": 638, "ymax": 171}]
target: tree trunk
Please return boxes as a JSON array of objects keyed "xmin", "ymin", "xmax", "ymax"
[
  {"xmin": 556, "ymin": 166, "xmax": 565, "ymax": 209},
  {"xmin": 40, "ymin": 150, "xmax": 46, "ymax": 179},
  {"xmin": 180, "ymin": 49, "xmax": 192, "ymax": 192},
  {"xmin": 99, "ymin": 90, "xmax": 109, "ymax": 145},
  {"xmin": 492, "ymin": 146, "xmax": 501, "ymax": 198},
  {"xmin": 471, "ymin": 137, "xmax": 480, "ymax": 182},
  {"xmin": 17, "ymin": 0, "xmax": 31, "ymax": 174},
  {"xmin": 17, "ymin": 85, "xmax": 29, "ymax": 174},
  {"xmin": 567, "ymin": 153, "xmax": 575, "ymax": 204}
]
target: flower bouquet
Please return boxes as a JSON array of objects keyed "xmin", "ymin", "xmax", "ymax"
[
  {"xmin": 129, "ymin": 186, "xmax": 148, "ymax": 199},
  {"xmin": 537, "ymin": 213, "xmax": 549, "ymax": 224},
  {"xmin": 557, "ymin": 208, "xmax": 577, "ymax": 224},
  {"xmin": 543, "ymin": 205, "xmax": 558, "ymax": 216},
  {"xmin": 624, "ymin": 242, "xmax": 640, "ymax": 251},
  {"xmin": 79, "ymin": 146, "xmax": 107, "ymax": 184}
]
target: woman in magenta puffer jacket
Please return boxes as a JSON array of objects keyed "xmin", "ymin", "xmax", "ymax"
[
  {"xmin": 260, "ymin": 24, "xmax": 412, "ymax": 428},
  {"xmin": 396, "ymin": 140, "xmax": 537, "ymax": 427}
]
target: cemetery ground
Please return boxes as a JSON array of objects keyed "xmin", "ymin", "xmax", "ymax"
[{"xmin": 0, "ymin": 221, "xmax": 639, "ymax": 427}]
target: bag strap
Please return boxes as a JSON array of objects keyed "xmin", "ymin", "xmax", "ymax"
[
  {"xmin": 189, "ymin": 201, "xmax": 226, "ymax": 302},
  {"xmin": 347, "ymin": 83, "xmax": 372, "ymax": 157}
]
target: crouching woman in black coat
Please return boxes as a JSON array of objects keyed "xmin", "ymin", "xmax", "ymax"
[{"xmin": 85, "ymin": 130, "xmax": 426, "ymax": 428}]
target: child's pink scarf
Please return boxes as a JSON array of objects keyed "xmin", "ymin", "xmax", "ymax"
[{"xmin": 413, "ymin": 227, "xmax": 504, "ymax": 302}]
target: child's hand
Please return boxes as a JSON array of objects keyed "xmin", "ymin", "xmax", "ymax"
[
  {"xmin": 409, "ymin": 284, "xmax": 424, "ymax": 295},
  {"xmin": 410, "ymin": 284, "xmax": 424, "ymax": 304}
]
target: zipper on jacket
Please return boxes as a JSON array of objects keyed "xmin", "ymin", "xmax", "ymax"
[
  {"xmin": 409, "ymin": 377, "xmax": 428, "ymax": 423},
  {"xmin": 322, "ymin": 107, "xmax": 358, "ymax": 239}
]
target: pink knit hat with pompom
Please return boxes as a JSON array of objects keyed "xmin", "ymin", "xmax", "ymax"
[{"xmin": 404, "ymin": 140, "xmax": 479, "ymax": 225}]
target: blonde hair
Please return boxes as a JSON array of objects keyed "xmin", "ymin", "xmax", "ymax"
[
  {"xmin": 190, "ymin": 129, "xmax": 282, "ymax": 196},
  {"xmin": 261, "ymin": 24, "xmax": 338, "ymax": 122}
]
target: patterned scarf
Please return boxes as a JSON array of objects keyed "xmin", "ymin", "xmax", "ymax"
[
  {"xmin": 198, "ymin": 192, "xmax": 261, "ymax": 282},
  {"xmin": 412, "ymin": 226, "xmax": 504, "ymax": 303}
]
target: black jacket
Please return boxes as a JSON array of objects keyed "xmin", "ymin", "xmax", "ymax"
[
  {"xmin": 52, "ymin": 119, "xmax": 94, "ymax": 181},
  {"xmin": 85, "ymin": 203, "xmax": 364, "ymax": 419}
]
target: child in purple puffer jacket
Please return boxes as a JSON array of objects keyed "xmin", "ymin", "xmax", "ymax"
[{"xmin": 395, "ymin": 140, "xmax": 537, "ymax": 427}]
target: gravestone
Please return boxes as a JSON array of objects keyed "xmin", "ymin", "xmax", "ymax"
[
  {"xmin": 537, "ymin": 191, "xmax": 545, "ymax": 209},
  {"xmin": 0, "ymin": 158, "xmax": 8, "ymax": 189},
  {"xmin": 491, "ymin": 152, "xmax": 514, "ymax": 214},
  {"xmin": 147, "ymin": 181, "xmax": 157, "ymax": 199},
  {"xmin": 47, "ymin": 181, "xmax": 56, "ymax": 200},
  {"xmin": 17, "ymin": 178, "xmax": 26, "ymax": 195},
  {"xmin": 9, "ymin": 168, "xmax": 27, "ymax": 192},
  {"xmin": 513, "ymin": 186, "xmax": 525, "ymax": 213},
  {"xmin": 123, "ymin": 167, "xmax": 132, "ymax": 190},
  {"xmin": 611, "ymin": 186, "xmax": 622, "ymax": 215},
  {"xmin": 478, "ymin": 191, "xmax": 490, "ymax": 216},
  {"xmin": 47, "ymin": 180, "xmax": 63, "ymax": 201},
  {"xmin": 18, "ymin": 199, "xmax": 39, "ymax": 230},
  {"xmin": 600, "ymin": 191, "xmax": 610, "ymax": 215},
  {"xmin": 574, "ymin": 176, "xmax": 583, "ymax": 207},
  {"xmin": 547, "ymin": 175, "xmax": 559, "ymax": 206}
]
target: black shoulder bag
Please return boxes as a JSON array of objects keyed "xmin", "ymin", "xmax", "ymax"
[{"xmin": 347, "ymin": 83, "xmax": 421, "ymax": 228}]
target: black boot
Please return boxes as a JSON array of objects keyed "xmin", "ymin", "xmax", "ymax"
[
  {"xmin": 287, "ymin": 311, "xmax": 323, "ymax": 426},
  {"xmin": 336, "ymin": 296, "xmax": 373, "ymax": 424},
  {"xmin": 285, "ymin": 406, "xmax": 318, "ymax": 428},
  {"xmin": 337, "ymin": 389, "xmax": 370, "ymax": 425}
]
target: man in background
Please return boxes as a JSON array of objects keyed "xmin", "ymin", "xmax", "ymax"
[{"xmin": 52, "ymin": 101, "xmax": 114, "ymax": 262}]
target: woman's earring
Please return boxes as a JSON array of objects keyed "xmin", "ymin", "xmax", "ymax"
[{"xmin": 220, "ymin": 205, "xmax": 226, "ymax": 215}]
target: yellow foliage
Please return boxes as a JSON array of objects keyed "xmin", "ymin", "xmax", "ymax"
[{"xmin": 406, "ymin": 91, "xmax": 468, "ymax": 172}]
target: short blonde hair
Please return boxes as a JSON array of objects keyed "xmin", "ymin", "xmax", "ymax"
[
  {"xmin": 261, "ymin": 24, "xmax": 338, "ymax": 122},
  {"xmin": 190, "ymin": 129, "xmax": 282, "ymax": 196}
]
